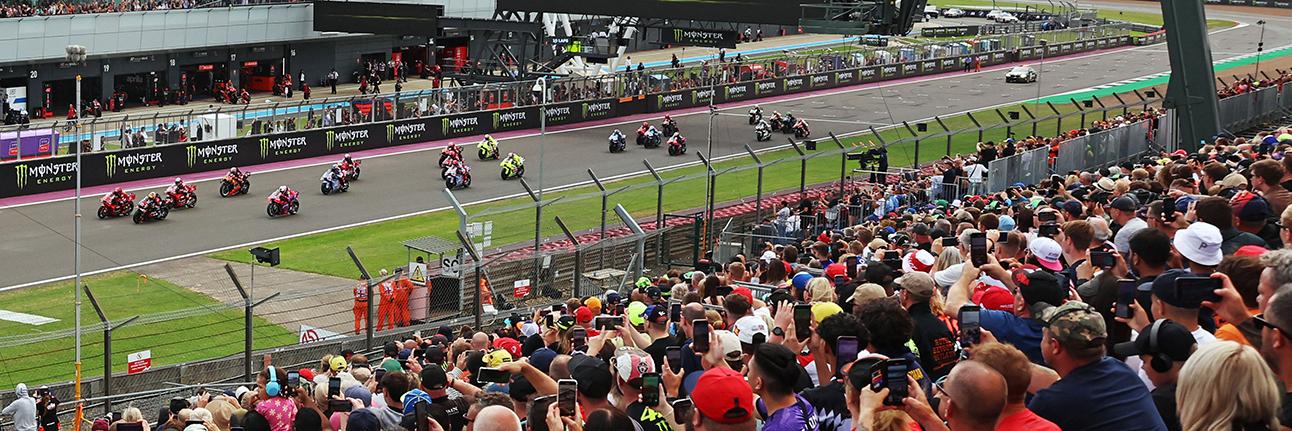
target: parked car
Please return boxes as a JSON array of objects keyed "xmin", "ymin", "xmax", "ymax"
[
  {"xmin": 1004, "ymin": 65, "xmax": 1038, "ymax": 83},
  {"xmin": 942, "ymin": 7, "xmax": 965, "ymax": 17},
  {"xmin": 994, "ymin": 12, "xmax": 1020, "ymax": 22},
  {"xmin": 924, "ymin": 4, "xmax": 940, "ymax": 19}
]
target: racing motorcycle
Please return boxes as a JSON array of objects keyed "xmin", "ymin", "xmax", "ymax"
[
  {"xmin": 748, "ymin": 107, "xmax": 762, "ymax": 125},
  {"xmin": 755, "ymin": 121, "xmax": 772, "ymax": 142},
  {"xmin": 219, "ymin": 173, "xmax": 250, "ymax": 197},
  {"xmin": 661, "ymin": 118, "xmax": 680, "ymax": 138},
  {"xmin": 609, "ymin": 133, "xmax": 627, "ymax": 153},
  {"xmin": 267, "ymin": 190, "xmax": 300, "ymax": 218},
  {"xmin": 445, "ymin": 164, "xmax": 472, "ymax": 190},
  {"xmin": 667, "ymin": 135, "xmax": 688, "ymax": 156},
  {"xmin": 321, "ymin": 169, "xmax": 349, "ymax": 195},
  {"xmin": 441, "ymin": 158, "xmax": 466, "ymax": 180},
  {"xmin": 166, "ymin": 184, "xmax": 198, "ymax": 210},
  {"xmin": 637, "ymin": 128, "xmax": 662, "ymax": 148},
  {"xmin": 439, "ymin": 145, "xmax": 464, "ymax": 167},
  {"xmin": 478, "ymin": 137, "xmax": 500, "ymax": 160},
  {"xmin": 132, "ymin": 200, "xmax": 170, "ymax": 224},
  {"xmin": 97, "ymin": 192, "xmax": 136, "ymax": 219},
  {"xmin": 780, "ymin": 114, "xmax": 799, "ymax": 134},
  {"xmin": 340, "ymin": 159, "xmax": 362, "ymax": 181},
  {"xmin": 500, "ymin": 156, "xmax": 525, "ymax": 180},
  {"xmin": 792, "ymin": 120, "xmax": 811, "ymax": 138}
]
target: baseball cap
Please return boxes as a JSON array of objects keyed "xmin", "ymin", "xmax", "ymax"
[
  {"xmin": 1028, "ymin": 236, "xmax": 1064, "ymax": 271},
  {"xmin": 895, "ymin": 271, "xmax": 935, "ymax": 302},
  {"xmin": 642, "ymin": 304, "xmax": 668, "ymax": 324},
  {"xmin": 733, "ymin": 315, "xmax": 769, "ymax": 345},
  {"xmin": 568, "ymin": 354, "xmax": 612, "ymax": 397},
  {"xmin": 868, "ymin": 239, "xmax": 888, "ymax": 251},
  {"xmin": 825, "ymin": 263, "xmax": 848, "ymax": 280},
  {"xmin": 604, "ymin": 290, "xmax": 621, "ymax": 305},
  {"xmin": 330, "ymin": 356, "xmax": 349, "ymax": 372},
  {"xmin": 1112, "ymin": 319, "xmax": 1197, "ymax": 361},
  {"xmin": 344, "ymin": 385, "xmax": 373, "ymax": 408},
  {"xmin": 529, "ymin": 348, "xmax": 558, "ymax": 373},
  {"xmin": 1012, "ymin": 268, "xmax": 1066, "ymax": 316},
  {"xmin": 791, "ymin": 272, "xmax": 814, "ymax": 290},
  {"xmin": 902, "ymin": 249, "xmax": 935, "ymax": 274},
  {"xmin": 483, "ymin": 349, "xmax": 513, "ymax": 367},
  {"xmin": 811, "ymin": 302, "xmax": 844, "ymax": 323},
  {"xmin": 1174, "ymin": 222, "xmax": 1223, "ymax": 266},
  {"xmin": 731, "ymin": 286, "xmax": 754, "ymax": 305},
  {"xmin": 1062, "ymin": 200, "xmax": 1084, "ymax": 217},
  {"xmin": 346, "ymin": 409, "xmax": 382, "ymax": 431},
  {"xmin": 419, "ymin": 364, "xmax": 449, "ymax": 391},
  {"xmin": 1109, "ymin": 195, "xmax": 1138, "ymax": 212},
  {"xmin": 575, "ymin": 306, "xmax": 594, "ymax": 324},
  {"xmin": 611, "ymin": 347, "xmax": 655, "ymax": 383},
  {"xmin": 717, "ymin": 330, "xmax": 743, "ymax": 362},
  {"xmin": 1218, "ymin": 173, "xmax": 1248, "ymax": 189},
  {"xmin": 972, "ymin": 284, "xmax": 1015, "ymax": 312},
  {"xmin": 556, "ymin": 315, "xmax": 576, "ymax": 331},
  {"xmin": 1039, "ymin": 301, "xmax": 1107, "ymax": 347},
  {"xmin": 1231, "ymin": 191, "xmax": 1271, "ymax": 222},
  {"xmin": 493, "ymin": 337, "xmax": 522, "ymax": 359},
  {"xmin": 848, "ymin": 283, "xmax": 887, "ymax": 306},
  {"xmin": 691, "ymin": 368, "xmax": 754, "ymax": 424},
  {"xmin": 584, "ymin": 297, "xmax": 603, "ymax": 313},
  {"xmin": 519, "ymin": 321, "xmax": 540, "ymax": 338},
  {"xmin": 998, "ymin": 215, "xmax": 1016, "ymax": 232}
]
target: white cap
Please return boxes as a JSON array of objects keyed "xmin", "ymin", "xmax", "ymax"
[
  {"xmin": 1174, "ymin": 222, "xmax": 1224, "ymax": 266},
  {"xmin": 733, "ymin": 315, "xmax": 769, "ymax": 345},
  {"xmin": 716, "ymin": 330, "xmax": 742, "ymax": 361},
  {"xmin": 1029, "ymin": 236, "xmax": 1064, "ymax": 271},
  {"xmin": 902, "ymin": 249, "xmax": 936, "ymax": 274}
]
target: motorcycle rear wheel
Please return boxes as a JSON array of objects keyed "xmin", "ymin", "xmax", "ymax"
[{"xmin": 322, "ymin": 182, "xmax": 332, "ymax": 195}]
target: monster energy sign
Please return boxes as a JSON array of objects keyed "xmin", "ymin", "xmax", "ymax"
[
  {"xmin": 387, "ymin": 122, "xmax": 428, "ymax": 143},
  {"xmin": 185, "ymin": 144, "xmax": 238, "ymax": 167},
  {"xmin": 105, "ymin": 152, "xmax": 163, "ymax": 178},
  {"xmin": 442, "ymin": 116, "xmax": 480, "ymax": 135},
  {"xmin": 325, "ymin": 128, "xmax": 370, "ymax": 151},
  {"xmin": 492, "ymin": 111, "xmax": 528, "ymax": 129},
  {"xmin": 582, "ymin": 101, "xmax": 612, "ymax": 119},
  {"xmin": 656, "ymin": 93, "xmax": 684, "ymax": 110},
  {"xmin": 258, "ymin": 136, "xmax": 307, "ymax": 159},
  {"xmin": 14, "ymin": 161, "xmax": 77, "ymax": 189},
  {"xmin": 661, "ymin": 28, "xmax": 737, "ymax": 48}
]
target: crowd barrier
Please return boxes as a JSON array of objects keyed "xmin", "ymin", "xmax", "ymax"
[
  {"xmin": 986, "ymin": 146, "xmax": 1050, "ymax": 192},
  {"xmin": 986, "ymin": 119, "xmax": 1154, "ymax": 192},
  {"xmin": 1219, "ymin": 86, "xmax": 1284, "ymax": 132},
  {"xmin": 0, "ymin": 34, "xmax": 1137, "ymax": 199}
]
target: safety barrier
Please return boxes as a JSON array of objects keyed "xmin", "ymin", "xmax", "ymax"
[
  {"xmin": 1218, "ymin": 86, "xmax": 1284, "ymax": 132},
  {"xmin": 986, "ymin": 146, "xmax": 1050, "ymax": 193}
]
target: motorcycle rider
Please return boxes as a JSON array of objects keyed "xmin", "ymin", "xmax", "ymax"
[
  {"xmin": 793, "ymin": 117, "xmax": 810, "ymax": 136},
  {"xmin": 445, "ymin": 159, "xmax": 471, "ymax": 186},
  {"xmin": 609, "ymin": 129, "xmax": 626, "ymax": 145},
  {"xmin": 270, "ymin": 185, "xmax": 295, "ymax": 206},
  {"xmin": 770, "ymin": 111, "xmax": 784, "ymax": 129},
  {"xmin": 340, "ymin": 153, "xmax": 357, "ymax": 175},
  {"xmin": 668, "ymin": 132, "xmax": 687, "ymax": 148},
  {"xmin": 102, "ymin": 187, "xmax": 130, "ymax": 211},
  {"xmin": 139, "ymin": 192, "xmax": 164, "ymax": 213},
  {"xmin": 749, "ymin": 105, "xmax": 763, "ymax": 122},
  {"xmin": 755, "ymin": 118, "xmax": 770, "ymax": 139},
  {"xmin": 480, "ymin": 134, "xmax": 498, "ymax": 155},
  {"xmin": 166, "ymin": 177, "xmax": 190, "ymax": 198},
  {"xmin": 501, "ymin": 152, "xmax": 525, "ymax": 175},
  {"xmin": 663, "ymin": 114, "xmax": 676, "ymax": 128},
  {"xmin": 636, "ymin": 121, "xmax": 651, "ymax": 139},
  {"xmin": 441, "ymin": 142, "xmax": 463, "ymax": 163},
  {"xmin": 325, "ymin": 164, "xmax": 347, "ymax": 190}
]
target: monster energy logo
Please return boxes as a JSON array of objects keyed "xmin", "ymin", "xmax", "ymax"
[
  {"xmin": 543, "ymin": 106, "xmax": 571, "ymax": 122},
  {"xmin": 185, "ymin": 144, "xmax": 238, "ymax": 167},
  {"xmin": 783, "ymin": 77, "xmax": 804, "ymax": 91},
  {"xmin": 691, "ymin": 89, "xmax": 714, "ymax": 105},
  {"xmin": 811, "ymin": 75, "xmax": 830, "ymax": 86},
  {"xmin": 258, "ymin": 136, "xmax": 307, "ymax": 159},
  {"xmin": 105, "ymin": 152, "xmax": 163, "ymax": 178},
  {"xmin": 838, "ymin": 71, "xmax": 856, "ymax": 82},
  {"xmin": 325, "ymin": 129, "xmax": 369, "ymax": 150},
  {"xmin": 725, "ymin": 84, "xmax": 747, "ymax": 99},
  {"xmin": 582, "ymin": 101, "xmax": 611, "ymax": 119},
  {"xmin": 14, "ymin": 161, "xmax": 77, "ymax": 189},
  {"xmin": 755, "ymin": 81, "xmax": 776, "ymax": 95},
  {"xmin": 442, "ymin": 116, "xmax": 479, "ymax": 135},
  {"xmin": 492, "ymin": 111, "xmax": 527, "ymax": 129},
  {"xmin": 387, "ymin": 122, "xmax": 428, "ymax": 142},
  {"xmin": 658, "ymin": 93, "xmax": 683, "ymax": 110},
  {"xmin": 671, "ymin": 28, "xmax": 726, "ymax": 46}
]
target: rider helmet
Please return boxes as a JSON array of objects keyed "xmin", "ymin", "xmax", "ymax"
[
  {"xmin": 279, "ymin": 186, "xmax": 288, "ymax": 193},
  {"xmin": 664, "ymin": 115, "xmax": 672, "ymax": 121},
  {"xmin": 642, "ymin": 122, "xmax": 650, "ymax": 127},
  {"xmin": 229, "ymin": 167, "xmax": 239, "ymax": 174},
  {"xmin": 613, "ymin": 129, "xmax": 621, "ymax": 135},
  {"xmin": 344, "ymin": 153, "xmax": 351, "ymax": 159},
  {"xmin": 484, "ymin": 134, "xmax": 493, "ymax": 141},
  {"xmin": 113, "ymin": 187, "xmax": 123, "ymax": 194},
  {"xmin": 148, "ymin": 192, "xmax": 158, "ymax": 199},
  {"xmin": 673, "ymin": 132, "xmax": 681, "ymax": 138},
  {"xmin": 174, "ymin": 177, "xmax": 183, "ymax": 185}
]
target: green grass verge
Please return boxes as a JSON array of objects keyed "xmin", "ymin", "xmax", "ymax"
[
  {"xmin": 0, "ymin": 272, "xmax": 296, "ymax": 388},
  {"xmin": 929, "ymin": 0, "xmax": 1235, "ymax": 28},
  {"xmin": 210, "ymin": 97, "xmax": 1118, "ymax": 280}
]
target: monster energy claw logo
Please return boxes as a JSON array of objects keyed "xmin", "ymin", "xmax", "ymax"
[
  {"xmin": 14, "ymin": 161, "xmax": 77, "ymax": 189},
  {"xmin": 15, "ymin": 164, "xmax": 25, "ymax": 189},
  {"xmin": 326, "ymin": 129, "xmax": 370, "ymax": 150},
  {"xmin": 186, "ymin": 144, "xmax": 238, "ymax": 167},
  {"xmin": 259, "ymin": 136, "xmax": 307, "ymax": 159},
  {"xmin": 105, "ymin": 152, "xmax": 163, "ymax": 177}
]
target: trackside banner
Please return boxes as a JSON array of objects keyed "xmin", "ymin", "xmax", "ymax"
[{"xmin": 0, "ymin": 38, "xmax": 1134, "ymax": 199}]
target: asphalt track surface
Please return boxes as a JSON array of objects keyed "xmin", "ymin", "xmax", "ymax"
[{"xmin": 0, "ymin": 10, "xmax": 1285, "ymax": 289}]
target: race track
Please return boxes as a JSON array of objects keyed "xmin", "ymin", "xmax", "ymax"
[{"xmin": 0, "ymin": 9, "xmax": 1284, "ymax": 289}]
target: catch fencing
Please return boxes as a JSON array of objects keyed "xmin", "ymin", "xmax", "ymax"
[{"xmin": 986, "ymin": 146, "xmax": 1050, "ymax": 192}]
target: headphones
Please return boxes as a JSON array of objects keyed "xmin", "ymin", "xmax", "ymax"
[
  {"xmin": 265, "ymin": 366, "xmax": 281, "ymax": 397},
  {"xmin": 1148, "ymin": 319, "xmax": 1174, "ymax": 373}
]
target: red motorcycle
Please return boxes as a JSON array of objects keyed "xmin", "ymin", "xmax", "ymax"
[
  {"xmin": 220, "ymin": 173, "xmax": 250, "ymax": 197},
  {"xmin": 340, "ymin": 159, "xmax": 362, "ymax": 182},
  {"xmin": 667, "ymin": 136, "xmax": 688, "ymax": 156},
  {"xmin": 132, "ymin": 200, "xmax": 169, "ymax": 224},
  {"xmin": 267, "ymin": 190, "xmax": 301, "ymax": 218},
  {"xmin": 97, "ymin": 192, "xmax": 135, "ymax": 219},
  {"xmin": 166, "ymin": 184, "xmax": 198, "ymax": 209}
]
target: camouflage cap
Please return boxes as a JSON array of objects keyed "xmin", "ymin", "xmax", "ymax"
[{"xmin": 1039, "ymin": 301, "xmax": 1107, "ymax": 347}]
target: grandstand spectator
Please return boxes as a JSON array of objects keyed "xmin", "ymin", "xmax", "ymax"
[
  {"xmin": 1114, "ymin": 319, "xmax": 1196, "ymax": 431},
  {"xmin": 109, "ymin": 407, "xmax": 151, "ymax": 431},
  {"xmin": 1176, "ymin": 341, "xmax": 1280, "ymax": 431},
  {"xmin": 969, "ymin": 342, "xmax": 1059, "ymax": 430}
]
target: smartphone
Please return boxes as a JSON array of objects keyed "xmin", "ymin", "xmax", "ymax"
[
  {"xmin": 1116, "ymin": 279, "xmax": 1138, "ymax": 319},
  {"xmin": 1039, "ymin": 211, "xmax": 1058, "ymax": 223},
  {"xmin": 287, "ymin": 371, "xmax": 300, "ymax": 388},
  {"xmin": 595, "ymin": 316, "xmax": 619, "ymax": 331},
  {"xmin": 572, "ymin": 328, "xmax": 588, "ymax": 350},
  {"xmin": 883, "ymin": 358, "xmax": 911, "ymax": 406},
  {"xmin": 666, "ymin": 346, "xmax": 683, "ymax": 372},
  {"xmin": 836, "ymin": 336, "xmax": 859, "ymax": 372},
  {"xmin": 671, "ymin": 398, "xmax": 694, "ymax": 424},
  {"xmin": 941, "ymin": 237, "xmax": 958, "ymax": 247},
  {"xmin": 552, "ymin": 304, "xmax": 564, "ymax": 313},
  {"xmin": 1090, "ymin": 250, "xmax": 1115, "ymax": 269},
  {"xmin": 670, "ymin": 302, "xmax": 682, "ymax": 322},
  {"xmin": 969, "ymin": 232, "xmax": 988, "ymax": 267},
  {"xmin": 692, "ymin": 320, "xmax": 711, "ymax": 353},
  {"xmin": 1039, "ymin": 222, "xmax": 1060, "ymax": 237},
  {"xmin": 328, "ymin": 377, "xmax": 341, "ymax": 398},
  {"xmin": 1175, "ymin": 277, "xmax": 1222, "ymax": 305},
  {"xmin": 640, "ymin": 372, "xmax": 662, "ymax": 407},
  {"xmin": 793, "ymin": 303, "xmax": 813, "ymax": 341},
  {"xmin": 1163, "ymin": 197, "xmax": 1177, "ymax": 219},
  {"xmin": 958, "ymin": 305, "xmax": 981, "ymax": 347},
  {"xmin": 883, "ymin": 250, "xmax": 901, "ymax": 261},
  {"xmin": 997, "ymin": 233, "xmax": 1010, "ymax": 245},
  {"xmin": 477, "ymin": 367, "xmax": 510, "ymax": 384},
  {"xmin": 558, "ymin": 379, "xmax": 577, "ymax": 417}
]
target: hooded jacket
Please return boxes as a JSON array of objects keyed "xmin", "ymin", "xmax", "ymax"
[{"xmin": 3, "ymin": 384, "xmax": 37, "ymax": 431}]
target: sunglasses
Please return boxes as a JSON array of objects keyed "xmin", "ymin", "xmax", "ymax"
[{"xmin": 1253, "ymin": 314, "xmax": 1292, "ymax": 339}]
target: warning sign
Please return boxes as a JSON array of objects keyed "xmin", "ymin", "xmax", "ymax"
[
  {"xmin": 299, "ymin": 324, "xmax": 341, "ymax": 344},
  {"xmin": 514, "ymin": 279, "xmax": 531, "ymax": 299},
  {"xmin": 127, "ymin": 350, "xmax": 151, "ymax": 375},
  {"xmin": 407, "ymin": 262, "xmax": 427, "ymax": 285}
]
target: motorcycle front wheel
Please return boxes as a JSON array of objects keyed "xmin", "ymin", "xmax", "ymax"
[
  {"xmin": 97, "ymin": 206, "xmax": 109, "ymax": 219},
  {"xmin": 321, "ymin": 182, "xmax": 332, "ymax": 195},
  {"xmin": 220, "ymin": 181, "xmax": 233, "ymax": 197},
  {"xmin": 187, "ymin": 194, "xmax": 198, "ymax": 208},
  {"xmin": 289, "ymin": 201, "xmax": 300, "ymax": 214},
  {"xmin": 267, "ymin": 204, "xmax": 278, "ymax": 217}
]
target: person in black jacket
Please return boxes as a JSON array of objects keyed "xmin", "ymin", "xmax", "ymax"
[{"xmin": 896, "ymin": 271, "xmax": 960, "ymax": 381}]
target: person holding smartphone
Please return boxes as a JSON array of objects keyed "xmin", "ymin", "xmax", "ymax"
[
  {"xmin": 801, "ymin": 313, "xmax": 870, "ymax": 431},
  {"xmin": 609, "ymin": 347, "xmax": 681, "ymax": 431},
  {"xmin": 895, "ymin": 272, "xmax": 960, "ymax": 381},
  {"xmin": 747, "ymin": 344, "xmax": 814, "ymax": 431}
]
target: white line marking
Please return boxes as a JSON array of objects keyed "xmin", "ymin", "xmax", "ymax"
[{"xmin": 0, "ymin": 310, "xmax": 59, "ymax": 325}]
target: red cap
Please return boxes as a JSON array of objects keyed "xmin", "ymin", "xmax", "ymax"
[
  {"xmin": 825, "ymin": 263, "xmax": 848, "ymax": 280},
  {"xmin": 731, "ymin": 286, "xmax": 754, "ymax": 305},
  {"xmin": 492, "ymin": 337, "xmax": 522, "ymax": 359},
  {"xmin": 691, "ymin": 368, "xmax": 754, "ymax": 424},
  {"xmin": 575, "ymin": 306, "xmax": 594, "ymax": 324},
  {"xmin": 298, "ymin": 368, "xmax": 316, "ymax": 382},
  {"xmin": 972, "ymin": 284, "xmax": 1015, "ymax": 313},
  {"xmin": 1235, "ymin": 245, "xmax": 1269, "ymax": 257}
]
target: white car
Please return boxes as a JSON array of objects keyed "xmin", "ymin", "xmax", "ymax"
[
  {"xmin": 985, "ymin": 9, "xmax": 1006, "ymax": 20},
  {"xmin": 1005, "ymin": 65, "xmax": 1038, "ymax": 83},
  {"xmin": 994, "ymin": 12, "xmax": 1020, "ymax": 22},
  {"xmin": 924, "ymin": 4, "xmax": 940, "ymax": 19},
  {"xmin": 942, "ymin": 7, "xmax": 965, "ymax": 17}
]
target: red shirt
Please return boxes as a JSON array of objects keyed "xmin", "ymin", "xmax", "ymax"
[{"xmin": 995, "ymin": 408, "xmax": 1060, "ymax": 431}]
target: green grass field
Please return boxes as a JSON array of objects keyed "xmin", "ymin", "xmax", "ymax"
[
  {"xmin": 928, "ymin": 0, "xmax": 1235, "ymax": 28},
  {"xmin": 0, "ymin": 272, "xmax": 295, "ymax": 388}
]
